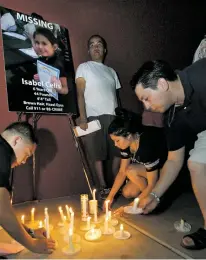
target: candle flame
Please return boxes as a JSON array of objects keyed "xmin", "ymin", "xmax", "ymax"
[
  {"xmin": 134, "ymin": 198, "xmax": 139, "ymax": 203},
  {"xmin": 21, "ymin": 215, "xmax": 25, "ymax": 221},
  {"xmin": 120, "ymin": 224, "xmax": 124, "ymax": 231},
  {"xmin": 58, "ymin": 206, "xmax": 62, "ymax": 211},
  {"xmin": 31, "ymin": 208, "xmax": 35, "ymax": 213},
  {"xmin": 87, "ymin": 216, "xmax": 91, "ymax": 221}
]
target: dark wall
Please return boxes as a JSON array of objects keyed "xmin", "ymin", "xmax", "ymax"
[{"xmin": 0, "ymin": 0, "xmax": 205, "ymax": 203}]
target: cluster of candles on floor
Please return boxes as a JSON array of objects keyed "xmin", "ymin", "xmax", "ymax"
[{"xmin": 20, "ymin": 189, "xmax": 137, "ymax": 255}]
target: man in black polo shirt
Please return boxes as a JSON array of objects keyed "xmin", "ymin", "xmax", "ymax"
[
  {"xmin": 0, "ymin": 122, "xmax": 56, "ymax": 254},
  {"xmin": 130, "ymin": 58, "xmax": 206, "ymax": 250}
]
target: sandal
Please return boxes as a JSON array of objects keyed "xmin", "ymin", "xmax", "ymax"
[{"xmin": 181, "ymin": 228, "xmax": 206, "ymax": 250}]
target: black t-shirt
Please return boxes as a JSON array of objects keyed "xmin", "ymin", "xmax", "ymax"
[
  {"xmin": 120, "ymin": 126, "xmax": 168, "ymax": 172},
  {"xmin": 164, "ymin": 58, "xmax": 206, "ymax": 151},
  {"xmin": 0, "ymin": 136, "xmax": 15, "ymax": 192}
]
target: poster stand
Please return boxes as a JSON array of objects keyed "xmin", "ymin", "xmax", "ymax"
[{"xmin": 11, "ymin": 112, "xmax": 93, "ymax": 203}]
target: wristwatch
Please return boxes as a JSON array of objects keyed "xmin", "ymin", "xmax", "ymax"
[
  {"xmin": 150, "ymin": 192, "xmax": 160, "ymax": 203},
  {"xmin": 27, "ymin": 228, "xmax": 35, "ymax": 238}
]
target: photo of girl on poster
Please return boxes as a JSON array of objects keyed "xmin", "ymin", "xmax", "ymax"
[{"xmin": 0, "ymin": 6, "xmax": 77, "ymax": 115}]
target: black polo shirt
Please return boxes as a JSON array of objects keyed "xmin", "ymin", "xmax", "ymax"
[
  {"xmin": 165, "ymin": 58, "xmax": 206, "ymax": 151},
  {"xmin": 0, "ymin": 135, "xmax": 15, "ymax": 192},
  {"xmin": 120, "ymin": 126, "xmax": 168, "ymax": 172}
]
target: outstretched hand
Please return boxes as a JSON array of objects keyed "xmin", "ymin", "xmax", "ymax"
[{"xmin": 139, "ymin": 194, "xmax": 159, "ymax": 214}]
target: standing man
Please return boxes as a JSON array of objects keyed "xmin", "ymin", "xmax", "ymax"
[
  {"xmin": 131, "ymin": 58, "xmax": 206, "ymax": 250},
  {"xmin": 0, "ymin": 122, "xmax": 56, "ymax": 254},
  {"xmin": 75, "ymin": 35, "xmax": 121, "ymax": 199}
]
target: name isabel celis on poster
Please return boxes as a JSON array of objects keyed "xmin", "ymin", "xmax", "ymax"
[{"xmin": 21, "ymin": 78, "xmax": 62, "ymax": 90}]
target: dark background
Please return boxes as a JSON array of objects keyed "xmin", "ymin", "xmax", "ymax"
[{"xmin": 0, "ymin": 0, "xmax": 205, "ymax": 203}]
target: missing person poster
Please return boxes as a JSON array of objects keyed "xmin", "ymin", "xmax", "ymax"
[{"xmin": 0, "ymin": 6, "xmax": 78, "ymax": 115}]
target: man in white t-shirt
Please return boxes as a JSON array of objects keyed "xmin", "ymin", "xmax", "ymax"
[{"xmin": 75, "ymin": 35, "xmax": 121, "ymax": 199}]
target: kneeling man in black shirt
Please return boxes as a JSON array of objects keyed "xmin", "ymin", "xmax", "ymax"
[{"xmin": 0, "ymin": 122, "xmax": 56, "ymax": 254}]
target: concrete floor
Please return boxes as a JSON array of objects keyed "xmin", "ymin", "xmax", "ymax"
[
  {"xmin": 0, "ymin": 195, "xmax": 186, "ymax": 259},
  {"xmin": 113, "ymin": 192, "xmax": 206, "ymax": 259}
]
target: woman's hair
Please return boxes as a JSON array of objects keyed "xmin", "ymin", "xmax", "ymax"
[
  {"xmin": 108, "ymin": 108, "xmax": 143, "ymax": 137},
  {"xmin": 33, "ymin": 27, "xmax": 57, "ymax": 45}
]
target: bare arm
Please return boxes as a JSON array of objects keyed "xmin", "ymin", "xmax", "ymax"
[
  {"xmin": 138, "ymin": 169, "xmax": 159, "ymax": 199},
  {"xmin": 152, "ymin": 146, "xmax": 185, "ymax": 198},
  {"xmin": 107, "ymin": 158, "xmax": 130, "ymax": 199},
  {"xmin": 76, "ymin": 77, "xmax": 87, "ymax": 123},
  {"xmin": 57, "ymin": 77, "xmax": 69, "ymax": 95},
  {"xmin": 0, "ymin": 188, "xmax": 35, "ymax": 250}
]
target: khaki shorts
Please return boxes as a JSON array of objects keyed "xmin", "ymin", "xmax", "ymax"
[
  {"xmin": 189, "ymin": 130, "xmax": 206, "ymax": 164},
  {"xmin": 81, "ymin": 114, "xmax": 120, "ymax": 161}
]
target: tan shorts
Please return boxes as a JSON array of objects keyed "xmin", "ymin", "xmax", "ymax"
[
  {"xmin": 81, "ymin": 114, "xmax": 120, "ymax": 161},
  {"xmin": 189, "ymin": 130, "xmax": 206, "ymax": 164}
]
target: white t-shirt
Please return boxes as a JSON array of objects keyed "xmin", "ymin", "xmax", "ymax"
[{"xmin": 75, "ymin": 61, "xmax": 121, "ymax": 117}]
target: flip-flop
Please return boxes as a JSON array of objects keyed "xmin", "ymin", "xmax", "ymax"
[{"xmin": 181, "ymin": 228, "xmax": 206, "ymax": 250}]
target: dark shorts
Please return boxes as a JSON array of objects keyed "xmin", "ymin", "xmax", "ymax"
[{"xmin": 82, "ymin": 114, "xmax": 120, "ymax": 161}]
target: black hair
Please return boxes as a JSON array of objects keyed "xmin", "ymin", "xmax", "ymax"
[
  {"xmin": 87, "ymin": 34, "xmax": 107, "ymax": 50},
  {"xmin": 4, "ymin": 122, "xmax": 38, "ymax": 144},
  {"xmin": 130, "ymin": 60, "xmax": 178, "ymax": 90},
  {"xmin": 33, "ymin": 27, "xmax": 57, "ymax": 45},
  {"xmin": 108, "ymin": 108, "xmax": 143, "ymax": 137}
]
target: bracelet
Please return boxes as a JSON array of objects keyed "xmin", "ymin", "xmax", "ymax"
[{"xmin": 150, "ymin": 192, "xmax": 160, "ymax": 203}]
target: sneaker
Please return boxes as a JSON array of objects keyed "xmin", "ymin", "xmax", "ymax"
[{"xmin": 99, "ymin": 188, "xmax": 111, "ymax": 200}]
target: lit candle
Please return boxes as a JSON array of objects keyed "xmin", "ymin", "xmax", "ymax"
[
  {"xmin": 31, "ymin": 208, "xmax": 35, "ymax": 222},
  {"xmin": 94, "ymin": 207, "xmax": 98, "ymax": 223},
  {"xmin": 120, "ymin": 224, "xmax": 124, "ymax": 237},
  {"xmin": 21, "ymin": 215, "xmax": 25, "ymax": 224},
  {"xmin": 92, "ymin": 189, "xmax": 96, "ymax": 201},
  {"xmin": 180, "ymin": 219, "xmax": 184, "ymax": 229},
  {"xmin": 91, "ymin": 228, "xmax": 95, "ymax": 239},
  {"xmin": 64, "ymin": 215, "xmax": 67, "ymax": 222},
  {"xmin": 68, "ymin": 227, "xmax": 74, "ymax": 251},
  {"xmin": 105, "ymin": 200, "xmax": 110, "ymax": 218},
  {"xmin": 104, "ymin": 216, "xmax": 109, "ymax": 233},
  {"xmin": 58, "ymin": 206, "xmax": 65, "ymax": 224},
  {"xmin": 108, "ymin": 211, "xmax": 112, "ymax": 221},
  {"xmin": 82, "ymin": 195, "xmax": 88, "ymax": 219},
  {"xmin": 65, "ymin": 205, "xmax": 70, "ymax": 221},
  {"xmin": 39, "ymin": 221, "xmax": 43, "ymax": 228},
  {"xmin": 87, "ymin": 216, "xmax": 91, "ymax": 230},
  {"xmin": 132, "ymin": 198, "xmax": 139, "ymax": 211},
  {"xmin": 44, "ymin": 208, "xmax": 48, "ymax": 216},
  {"xmin": 45, "ymin": 214, "xmax": 50, "ymax": 238},
  {"xmin": 69, "ymin": 208, "xmax": 74, "ymax": 232}
]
